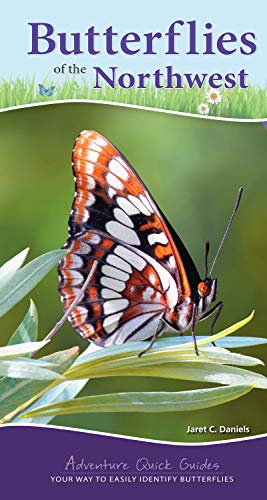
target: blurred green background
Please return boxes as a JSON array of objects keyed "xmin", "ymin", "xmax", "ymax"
[{"xmin": 0, "ymin": 102, "xmax": 266, "ymax": 442}]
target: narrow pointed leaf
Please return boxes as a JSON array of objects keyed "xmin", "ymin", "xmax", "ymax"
[
  {"xmin": 176, "ymin": 311, "xmax": 255, "ymax": 349},
  {"xmin": 0, "ymin": 347, "xmax": 80, "ymax": 420},
  {"xmin": 72, "ymin": 312, "xmax": 255, "ymax": 371},
  {"xmin": 0, "ymin": 249, "xmax": 67, "ymax": 318},
  {"xmin": 21, "ymin": 384, "xmax": 254, "ymax": 418},
  {"xmin": 62, "ymin": 312, "xmax": 267, "ymax": 389},
  {"xmin": 0, "ymin": 358, "xmax": 63, "ymax": 380},
  {"xmin": 69, "ymin": 347, "xmax": 263, "ymax": 382},
  {"xmin": 8, "ymin": 300, "xmax": 38, "ymax": 345},
  {"xmin": 173, "ymin": 336, "xmax": 267, "ymax": 348},
  {"xmin": 0, "ymin": 340, "xmax": 49, "ymax": 358},
  {"xmin": 13, "ymin": 344, "xmax": 95, "ymax": 424},
  {"xmin": 65, "ymin": 352, "xmax": 267, "ymax": 389},
  {"xmin": 16, "ymin": 380, "xmax": 88, "ymax": 424},
  {"xmin": 0, "ymin": 248, "xmax": 29, "ymax": 292},
  {"xmin": 82, "ymin": 361, "xmax": 267, "ymax": 389}
]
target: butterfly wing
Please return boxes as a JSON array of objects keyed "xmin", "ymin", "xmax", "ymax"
[
  {"xmin": 46, "ymin": 86, "xmax": 55, "ymax": 96},
  {"xmin": 38, "ymin": 84, "xmax": 46, "ymax": 96},
  {"xmin": 58, "ymin": 130, "xmax": 195, "ymax": 345},
  {"xmin": 158, "ymin": 207, "xmax": 201, "ymax": 293},
  {"xmin": 59, "ymin": 229, "xmax": 179, "ymax": 345}
]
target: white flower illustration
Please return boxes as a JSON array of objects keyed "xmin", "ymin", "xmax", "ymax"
[
  {"xmin": 198, "ymin": 103, "xmax": 209, "ymax": 115},
  {"xmin": 206, "ymin": 89, "xmax": 222, "ymax": 104}
]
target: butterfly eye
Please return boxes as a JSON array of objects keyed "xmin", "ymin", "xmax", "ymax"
[{"xmin": 197, "ymin": 281, "xmax": 211, "ymax": 297}]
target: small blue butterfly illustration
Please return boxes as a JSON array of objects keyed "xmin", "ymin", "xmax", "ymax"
[{"xmin": 38, "ymin": 84, "xmax": 55, "ymax": 97}]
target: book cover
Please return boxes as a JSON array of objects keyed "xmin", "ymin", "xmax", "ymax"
[{"xmin": 0, "ymin": 1, "xmax": 266, "ymax": 498}]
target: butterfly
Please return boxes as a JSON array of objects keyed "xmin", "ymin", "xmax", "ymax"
[
  {"xmin": 58, "ymin": 131, "xmax": 242, "ymax": 355},
  {"xmin": 38, "ymin": 84, "xmax": 55, "ymax": 97}
]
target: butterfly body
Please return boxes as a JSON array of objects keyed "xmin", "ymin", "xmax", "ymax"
[{"xmin": 58, "ymin": 131, "xmax": 218, "ymax": 349}]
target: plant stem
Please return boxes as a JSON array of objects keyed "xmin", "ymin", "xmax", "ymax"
[{"xmin": 31, "ymin": 260, "xmax": 98, "ymax": 355}]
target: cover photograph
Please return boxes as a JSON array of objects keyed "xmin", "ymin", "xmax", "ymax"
[{"xmin": 0, "ymin": 1, "xmax": 266, "ymax": 498}]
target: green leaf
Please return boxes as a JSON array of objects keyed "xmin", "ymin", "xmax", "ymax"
[
  {"xmin": 14, "ymin": 344, "xmax": 94, "ymax": 424},
  {"xmin": 41, "ymin": 347, "xmax": 80, "ymax": 369},
  {"xmin": 16, "ymin": 380, "xmax": 88, "ymax": 424},
  {"xmin": 0, "ymin": 249, "xmax": 66, "ymax": 318},
  {"xmin": 178, "ymin": 310, "xmax": 255, "ymax": 349},
  {"xmin": 70, "ymin": 311, "xmax": 255, "ymax": 373},
  {"xmin": 0, "ymin": 358, "xmax": 63, "ymax": 380},
  {"xmin": 0, "ymin": 340, "xmax": 49, "ymax": 358},
  {"xmin": 147, "ymin": 336, "xmax": 267, "ymax": 349},
  {"xmin": 61, "ymin": 311, "xmax": 267, "ymax": 390},
  {"xmin": 0, "ymin": 347, "xmax": 80, "ymax": 421},
  {"xmin": 69, "ymin": 346, "xmax": 263, "ymax": 380},
  {"xmin": 8, "ymin": 300, "xmax": 38, "ymax": 345},
  {"xmin": 21, "ymin": 384, "xmax": 254, "ymax": 417},
  {"xmin": 65, "ymin": 356, "xmax": 267, "ymax": 389},
  {"xmin": 0, "ymin": 248, "xmax": 29, "ymax": 292},
  {"xmin": 64, "ymin": 311, "xmax": 261, "ymax": 380},
  {"xmin": 63, "ymin": 317, "xmax": 267, "ymax": 391}
]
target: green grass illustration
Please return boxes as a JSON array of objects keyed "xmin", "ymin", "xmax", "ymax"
[{"xmin": 0, "ymin": 76, "xmax": 266, "ymax": 118}]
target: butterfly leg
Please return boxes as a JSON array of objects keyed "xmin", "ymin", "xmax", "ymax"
[
  {"xmin": 138, "ymin": 320, "xmax": 165, "ymax": 358},
  {"xmin": 209, "ymin": 301, "xmax": 223, "ymax": 345},
  {"xmin": 198, "ymin": 301, "xmax": 223, "ymax": 346},
  {"xmin": 191, "ymin": 303, "xmax": 199, "ymax": 356}
]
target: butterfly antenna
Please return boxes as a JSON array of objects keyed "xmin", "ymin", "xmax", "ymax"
[
  {"xmin": 205, "ymin": 240, "xmax": 210, "ymax": 279},
  {"xmin": 209, "ymin": 187, "xmax": 243, "ymax": 276}
]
